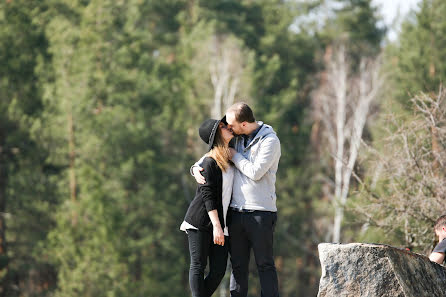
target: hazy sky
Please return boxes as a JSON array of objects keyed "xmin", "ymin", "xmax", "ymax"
[
  {"xmin": 372, "ymin": 0, "xmax": 421, "ymax": 40},
  {"xmin": 291, "ymin": 0, "xmax": 422, "ymax": 40}
]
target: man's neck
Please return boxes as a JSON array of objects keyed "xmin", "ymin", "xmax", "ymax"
[{"xmin": 245, "ymin": 122, "xmax": 260, "ymax": 135}]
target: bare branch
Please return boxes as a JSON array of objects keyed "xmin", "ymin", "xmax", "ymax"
[{"xmin": 312, "ymin": 44, "xmax": 383, "ymax": 242}]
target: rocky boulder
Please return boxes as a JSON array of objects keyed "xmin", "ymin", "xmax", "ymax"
[{"xmin": 317, "ymin": 243, "xmax": 446, "ymax": 297}]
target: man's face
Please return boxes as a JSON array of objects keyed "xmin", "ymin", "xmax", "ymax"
[
  {"xmin": 225, "ymin": 112, "xmax": 245, "ymax": 136},
  {"xmin": 436, "ymin": 227, "xmax": 446, "ymax": 241}
]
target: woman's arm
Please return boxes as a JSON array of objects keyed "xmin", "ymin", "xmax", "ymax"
[
  {"xmin": 429, "ymin": 252, "xmax": 445, "ymax": 264},
  {"xmin": 208, "ymin": 210, "xmax": 224, "ymax": 246},
  {"xmin": 199, "ymin": 158, "xmax": 224, "ymax": 245},
  {"xmin": 199, "ymin": 158, "xmax": 219, "ymax": 213}
]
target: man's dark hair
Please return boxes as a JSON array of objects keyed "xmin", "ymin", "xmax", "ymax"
[
  {"xmin": 434, "ymin": 215, "xmax": 446, "ymax": 230},
  {"xmin": 227, "ymin": 102, "xmax": 255, "ymax": 123}
]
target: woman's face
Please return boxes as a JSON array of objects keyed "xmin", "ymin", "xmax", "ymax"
[{"xmin": 219, "ymin": 122, "xmax": 234, "ymax": 143}]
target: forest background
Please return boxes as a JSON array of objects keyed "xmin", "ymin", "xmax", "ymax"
[{"xmin": 1, "ymin": 0, "xmax": 445, "ymax": 296}]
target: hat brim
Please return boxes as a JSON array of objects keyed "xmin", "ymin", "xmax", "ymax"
[
  {"xmin": 221, "ymin": 115, "xmax": 227, "ymax": 125},
  {"xmin": 207, "ymin": 115, "xmax": 228, "ymax": 151},
  {"xmin": 207, "ymin": 119, "xmax": 220, "ymax": 151}
]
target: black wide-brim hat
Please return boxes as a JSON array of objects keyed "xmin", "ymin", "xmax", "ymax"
[{"xmin": 199, "ymin": 116, "xmax": 225, "ymax": 151}]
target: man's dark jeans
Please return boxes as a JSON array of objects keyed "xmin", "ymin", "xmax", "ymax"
[
  {"xmin": 228, "ymin": 209, "xmax": 279, "ymax": 297},
  {"xmin": 187, "ymin": 229, "xmax": 229, "ymax": 297}
]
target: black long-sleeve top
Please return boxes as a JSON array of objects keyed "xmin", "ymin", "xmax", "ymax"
[{"xmin": 183, "ymin": 157, "xmax": 224, "ymax": 232}]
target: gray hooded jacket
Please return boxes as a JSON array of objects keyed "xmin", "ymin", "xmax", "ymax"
[{"xmin": 229, "ymin": 122, "xmax": 281, "ymax": 212}]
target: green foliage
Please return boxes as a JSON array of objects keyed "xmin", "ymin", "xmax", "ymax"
[
  {"xmin": 334, "ymin": 0, "xmax": 385, "ymax": 54},
  {"xmin": 3, "ymin": 0, "xmax": 430, "ymax": 296},
  {"xmin": 35, "ymin": 1, "xmax": 192, "ymax": 296},
  {"xmin": 0, "ymin": 1, "xmax": 57, "ymax": 296},
  {"xmin": 388, "ymin": 0, "xmax": 446, "ymax": 107},
  {"xmin": 318, "ymin": 0, "xmax": 386, "ymax": 70}
]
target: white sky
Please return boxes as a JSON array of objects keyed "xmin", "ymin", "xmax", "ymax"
[
  {"xmin": 291, "ymin": 0, "xmax": 422, "ymax": 41},
  {"xmin": 372, "ymin": 0, "xmax": 421, "ymax": 41}
]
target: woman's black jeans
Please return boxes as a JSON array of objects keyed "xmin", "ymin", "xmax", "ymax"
[{"xmin": 187, "ymin": 229, "xmax": 229, "ymax": 297}]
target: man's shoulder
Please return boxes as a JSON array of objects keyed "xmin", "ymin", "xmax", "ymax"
[
  {"xmin": 433, "ymin": 239, "xmax": 446, "ymax": 253},
  {"xmin": 258, "ymin": 124, "xmax": 279, "ymax": 140},
  {"xmin": 261, "ymin": 131, "xmax": 280, "ymax": 145}
]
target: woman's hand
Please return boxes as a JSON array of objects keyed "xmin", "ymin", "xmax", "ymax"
[
  {"xmin": 208, "ymin": 209, "xmax": 224, "ymax": 245},
  {"xmin": 213, "ymin": 225, "xmax": 225, "ymax": 246}
]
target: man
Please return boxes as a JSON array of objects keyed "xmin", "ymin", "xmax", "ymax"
[
  {"xmin": 429, "ymin": 215, "xmax": 446, "ymax": 264},
  {"xmin": 192, "ymin": 102, "xmax": 281, "ymax": 297}
]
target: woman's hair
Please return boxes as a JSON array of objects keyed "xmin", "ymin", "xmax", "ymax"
[{"xmin": 206, "ymin": 127, "xmax": 231, "ymax": 172}]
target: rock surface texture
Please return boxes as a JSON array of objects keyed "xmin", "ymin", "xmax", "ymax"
[{"xmin": 317, "ymin": 243, "xmax": 446, "ymax": 297}]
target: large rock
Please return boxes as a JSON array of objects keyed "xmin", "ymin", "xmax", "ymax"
[{"xmin": 317, "ymin": 243, "xmax": 446, "ymax": 297}]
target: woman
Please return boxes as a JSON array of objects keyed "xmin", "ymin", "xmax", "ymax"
[{"xmin": 180, "ymin": 118, "xmax": 234, "ymax": 297}]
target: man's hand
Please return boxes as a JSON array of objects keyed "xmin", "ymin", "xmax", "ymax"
[
  {"xmin": 192, "ymin": 166, "xmax": 206, "ymax": 184},
  {"xmin": 229, "ymin": 148, "xmax": 237, "ymax": 160}
]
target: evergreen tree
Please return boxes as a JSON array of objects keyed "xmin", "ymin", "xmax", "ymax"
[
  {"xmin": 37, "ymin": 0, "xmax": 193, "ymax": 296},
  {"xmin": 0, "ymin": 1, "xmax": 56, "ymax": 296},
  {"xmin": 320, "ymin": 0, "xmax": 385, "ymax": 60},
  {"xmin": 389, "ymin": 0, "xmax": 446, "ymax": 106}
]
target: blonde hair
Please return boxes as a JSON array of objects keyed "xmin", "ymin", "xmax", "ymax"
[{"xmin": 206, "ymin": 127, "xmax": 231, "ymax": 172}]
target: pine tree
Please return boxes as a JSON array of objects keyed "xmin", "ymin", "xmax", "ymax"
[
  {"xmin": 0, "ymin": 1, "xmax": 58, "ymax": 296},
  {"xmin": 38, "ymin": 0, "xmax": 194, "ymax": 296},
  {"xmin": 389, "ymin": 0, "xmax": 446, "ymax": 106}
]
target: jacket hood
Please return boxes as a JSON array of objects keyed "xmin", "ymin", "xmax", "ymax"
[
  {"xmin": 254, "ymin": 121, "xmax": 276, "ymax": 139},
  {"xmin": 242, "ymin": 121, "xmax": 276, "ymax": 149}
]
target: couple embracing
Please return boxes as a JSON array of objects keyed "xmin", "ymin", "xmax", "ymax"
[{"xmin": 180, "ymin": 102, "xmax": 281, "ymax": 297}]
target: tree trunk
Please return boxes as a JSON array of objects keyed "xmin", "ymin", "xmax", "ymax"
[
  {"xmin": 0, "ymin": 129, "xmax": 8, "ymax": 296},
  {"xmin": 68, "ymin": 108, "xmax": 77, "ymax": 226},
  {"xmin": 328, "ymin": 52, "xmax": 381, "ymax": 243},
  {"xmin": 209, "ymin": 35, "xmax": 241, "ymax": 119},
  {"xmin": 332, "ymin": 47, "xmax": 347, "ymax": 243}
]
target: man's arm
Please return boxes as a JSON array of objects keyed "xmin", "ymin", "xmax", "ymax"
[
  {"xmin": 231, "ymin": 136, "xmax": 280, "ymax": 181},
  {"xmin": 429, "ymin": 252, "xmax": 445, "ymax": 264},
  {"xmin": 190, "ymin": 155, "xmax": 206, "ymax": 184}
]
